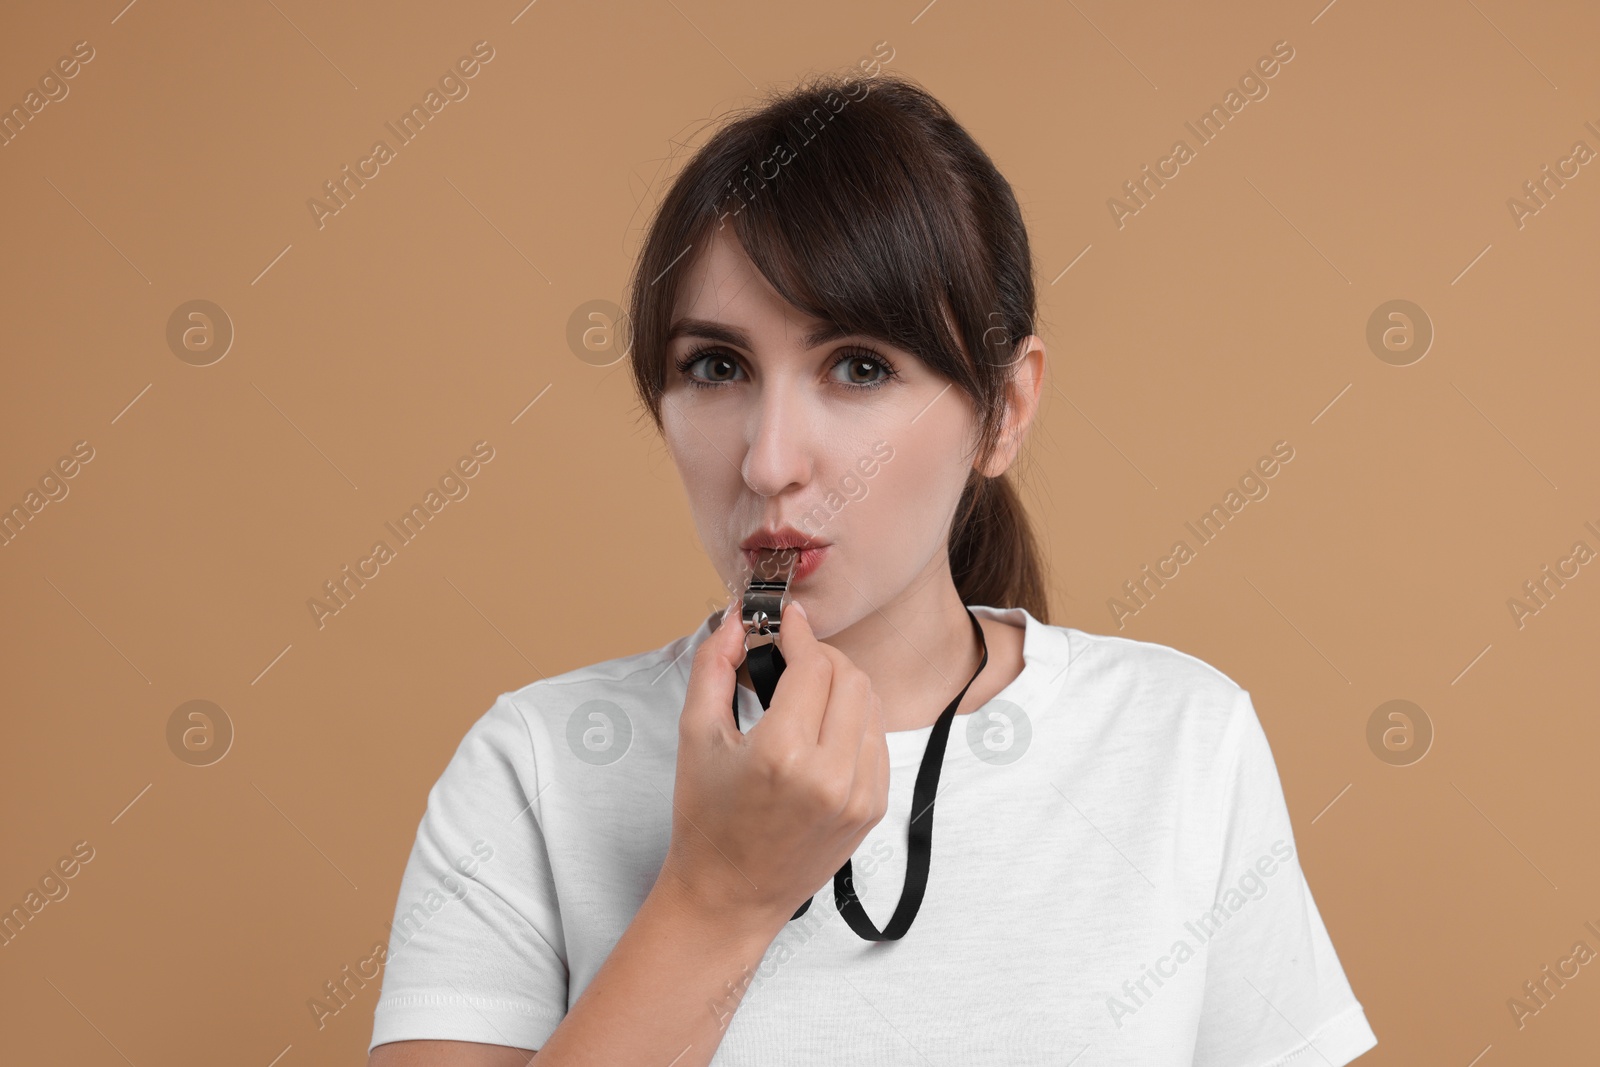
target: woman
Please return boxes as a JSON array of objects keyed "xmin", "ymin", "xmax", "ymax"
[{"xmin": 368, "ymin": 72, "xmax": 1378, "ymax": 1066}]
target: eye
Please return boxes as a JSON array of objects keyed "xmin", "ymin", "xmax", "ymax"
[
  {"xmin": 674, "ymin": 346, "xmax": 746, "ymax": 388},
  {"xmin": 828, "ymin": 348, "xmax": 899, "ymax": 389},
  {"xmin": 671, "ymin": 343, "xmax": 900, "ymax": 391}
]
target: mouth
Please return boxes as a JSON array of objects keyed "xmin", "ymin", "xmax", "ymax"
[
  {"xmin": 742, "ymin": 545, "xmax": 829, "ymax": 584},
  {"xmin": 739, "ymin": 526, "xmax": 831, "ymax": 586}
]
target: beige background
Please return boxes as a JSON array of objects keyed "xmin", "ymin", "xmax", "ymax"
[{"xmin": 2, "ymin": 0, "xmax": 1597, "ymax": 1063}]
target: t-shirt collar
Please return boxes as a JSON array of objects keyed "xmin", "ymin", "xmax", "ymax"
[{"xmin": 679, "ymin": 604, "xmax": 1072, "ymax": 755}]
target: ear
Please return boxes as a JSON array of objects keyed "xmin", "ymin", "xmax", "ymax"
[{"xmin": 977, "ymin": 335, "xmax": 1046, "ymax": 477}]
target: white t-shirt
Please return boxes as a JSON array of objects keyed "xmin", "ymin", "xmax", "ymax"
[{"xmin": 369, "ymin": 605, "xmax": 1378, "ymax": 1065}]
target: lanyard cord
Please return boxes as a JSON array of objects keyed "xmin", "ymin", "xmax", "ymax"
[{"xmin": 731, "ymin": 606, "xmax": 989, "ymax": 941}]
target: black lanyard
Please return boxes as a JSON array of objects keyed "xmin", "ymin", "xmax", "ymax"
[{"xmin": 731, "ymin": 606, "xmax": 989, "ymax": 941}]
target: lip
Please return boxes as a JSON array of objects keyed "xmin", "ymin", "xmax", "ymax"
[
  {"xmin": 742, "ymin": 545, "xmax": 829, "ymax": 584},
  {"xmin": 740, "ymin": 526, "xmax": 831, "ymax": 585},
  {"xmin": 739, "ymin": 525, "xmax": 828, "ymax": 552}
]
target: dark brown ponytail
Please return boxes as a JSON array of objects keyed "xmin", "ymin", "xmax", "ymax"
[
  {"xmin": 625, "ymin": 70, "xmax": 1050, "ymax": 623},
  {"xmin": 950, "ymin": 472, "xmax": 1050, "ymax": 623}
]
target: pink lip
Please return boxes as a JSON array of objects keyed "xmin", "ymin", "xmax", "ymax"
[{"xmin": 742, "ymin": 545, "xmax": 828, "ymax": 584}]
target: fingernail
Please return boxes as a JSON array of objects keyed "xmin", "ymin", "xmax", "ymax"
[{"xmin": 792, "ymin": 599, "xmax": 807, "ymax": 620}]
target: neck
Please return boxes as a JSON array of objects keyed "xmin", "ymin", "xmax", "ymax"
[{"xmin": 737, "ymin": 561, "xmax": 984, "ymax": 734}]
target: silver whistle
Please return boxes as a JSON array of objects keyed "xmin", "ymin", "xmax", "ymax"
[{"xmin": 739, "ymin": 548, "xmax": 798, "ymax": 651}]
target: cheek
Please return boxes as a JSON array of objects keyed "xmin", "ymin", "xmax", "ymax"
[
  {"xmin": 847, "ymin": 429, "xmax": 968, "ymax": 544},
  {"xmin": 663, "ymin": 410, "xmax": 742, "ymax": 534},
  {"xmin": 662, "ymin": 407, "xmax": 715, "ymax": 479}
]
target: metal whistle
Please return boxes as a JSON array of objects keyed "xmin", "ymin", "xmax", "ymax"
[{"xmin": 739, "ymin": 547, "xmax": 799, "ymax": 651}]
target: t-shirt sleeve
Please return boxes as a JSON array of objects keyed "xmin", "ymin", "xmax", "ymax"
[
  {"xmin": 368, "ymin": 692, "xmax": 568, "ymax": 1053},
  {"xmin": 1190, "ymin": 689, "xmax": 1378, "ymax": 1067}
]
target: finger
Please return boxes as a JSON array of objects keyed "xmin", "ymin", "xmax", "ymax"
[
  {"xmin": 680, "ymin": 602, "xmax": 745, "ymax": 744},
  {"xmin": 754, "ymin": 599, "xmax": 832, "ymax": 747},
  {"xmin": 873, "ymin": 697, "xmax": 890, "ymax": 811},
  {"xmin": 852, "ymin": 706, "xmax": 891, "ymax": 827},
  {"xmin": 816, "ymin": 661, "xmax": 874, "ymax": 763},
  {"xmin": 840, "ymin": 690, "xmax": 888, "ymax": 826}
]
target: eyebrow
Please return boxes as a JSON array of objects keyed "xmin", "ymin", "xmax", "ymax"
[{"xmin": 666, "ymin": 317, "xmax": 862, "ymax": 351}]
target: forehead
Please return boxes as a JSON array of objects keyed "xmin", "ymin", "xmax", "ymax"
[
  {"xmin": 664, "ymin": 228, "xmax": 924, "ymax": 359},
  {"xmin": 670, "ymin": 228, "xmax": 810, "ymax": 331}
]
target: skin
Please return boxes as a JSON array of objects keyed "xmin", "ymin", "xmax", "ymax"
[
  {"xmin": 369, "ymin": 229, "xmax": 1047, "ymax": 1066},
  {"xmin": 661, "ymin": 227, "xmax": 1048, "ymax": 733}
]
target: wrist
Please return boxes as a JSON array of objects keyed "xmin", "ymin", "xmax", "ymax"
[{"xmin": 649, "ymin": 865, "xmax": 790, "ymax": 948}]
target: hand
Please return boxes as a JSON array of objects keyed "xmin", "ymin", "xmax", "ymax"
[{"xmin": 656, "ymin": 599, "xmax": 890, "ymax": 927}]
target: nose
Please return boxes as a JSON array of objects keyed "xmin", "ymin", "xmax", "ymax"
[{"xmin": 740, "ymin": 381, "xmax": 813, "ymax": 498}]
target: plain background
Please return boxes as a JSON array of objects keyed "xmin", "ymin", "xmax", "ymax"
[{"xmin": 2, "ymin": 0, "xmax": 1597, "ymax": 1063}]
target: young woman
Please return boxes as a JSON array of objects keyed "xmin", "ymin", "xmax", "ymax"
[{"xmin": 367, "ymin": 72, "xmax": 1377, "ymax": 1066}]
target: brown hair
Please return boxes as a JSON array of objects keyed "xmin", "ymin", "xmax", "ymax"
[{"xmin": 624, "ymin": 71, "xmax": 1050, "ymax": 623}]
